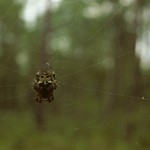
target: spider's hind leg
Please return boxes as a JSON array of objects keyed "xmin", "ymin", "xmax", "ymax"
[
  {"xmin": 48, "ymin": 98, "xmax": 51, "ymax": 103},
  {"xmin": 51, "ymin": 96, "xmax": 54, "ymax": 101},
  {"xmin": 39, "ymin": 99, "xmax": 42, "ymax": 103},
  {"xmin": 36, "ymin": 98, "xmax": 39, "ymax": 102},
  {"xmin": 36, "ymin": 97, "xmax": 42, "ymax": 103}
]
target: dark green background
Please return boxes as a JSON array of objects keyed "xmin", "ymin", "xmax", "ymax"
[{"xmin": 0, "ymin": 0, "xmax": 150, "ymax": 149}]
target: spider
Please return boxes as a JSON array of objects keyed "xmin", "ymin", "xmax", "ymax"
[{"xmin": 33, "ymin": 63, "xmax": 57, "ymax": 103}]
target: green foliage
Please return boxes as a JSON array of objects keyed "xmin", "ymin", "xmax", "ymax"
[{"xmin": 0, "ymin": 0, "xmax": 150, "ymax": 149}]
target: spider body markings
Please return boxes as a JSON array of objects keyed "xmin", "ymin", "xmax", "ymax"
[{"xmin": 33, "ymin": 63, "xmax": 57, "ymax": 103}]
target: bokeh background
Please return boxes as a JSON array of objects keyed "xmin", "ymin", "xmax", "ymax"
[{"xmin": 0, "ymin": 0, "xmax": 150, "ymax": 149}]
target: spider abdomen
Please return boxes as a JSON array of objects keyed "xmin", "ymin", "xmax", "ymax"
[{"xmin": 33, "ymin": 64, "xmax": 57, "ymax": 103}]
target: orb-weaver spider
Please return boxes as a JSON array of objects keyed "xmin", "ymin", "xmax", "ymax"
[{"xmin": 33, "ymin": 63, "xmax": 57, "ymax": 103}]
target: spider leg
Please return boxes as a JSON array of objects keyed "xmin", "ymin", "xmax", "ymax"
[
  {"xmin": 36, "ymin": 98, "xmax": 42, "ymax": 103},
  {"xmin": 48, "ymin": 98, "xmax": 51, "ymax": 103},
  {"xmin": 39, "ymin": 99, "xmax": 42, "ymax": 103},
  {"xmin": 51, "ymin": 95, "xmax": 54, "ymax": 101},
  {"xmin": 36, "ymin": 98, "xmax": 38, "ymax": 102}
]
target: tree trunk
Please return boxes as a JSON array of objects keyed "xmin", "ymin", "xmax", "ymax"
[
  {"xmin": 34, "ymin": 3, "xmax": 51, "ymax": 131},
  {"xmin": 104, "ymin": 0, "xmax": 145, "ymax": 141},
  {"xmin": 105, "ymin": 0, "xmax": 144, "ymax": 114}
]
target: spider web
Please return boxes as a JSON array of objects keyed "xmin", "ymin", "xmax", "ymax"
[{"xmin": 0, "ymin": 0, "xmax": 149, "ymax": 150}]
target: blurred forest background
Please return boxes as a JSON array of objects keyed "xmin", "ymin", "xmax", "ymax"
[{"xmin": 0, "ymin": 0, "xmax": 150, "ymax": 149}]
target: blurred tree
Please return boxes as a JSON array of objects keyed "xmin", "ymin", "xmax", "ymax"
[
  {"xmin": 103, "ymin": 0, "xmax": 144, "ymax": 112},
  {"xmin": 52, "ymin": 0, "xmax": 111, "ymax": 100},
  {"xmin": 104, "ymin": 0, "xmax": 146, "ymax": 140},
  {"xmin": 0, "ymin": 0, "xmax": 25, "ymax": 109},
  {"xmin": 34, "ymin": 1, "xmax": 52, "ymax": 130}
]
